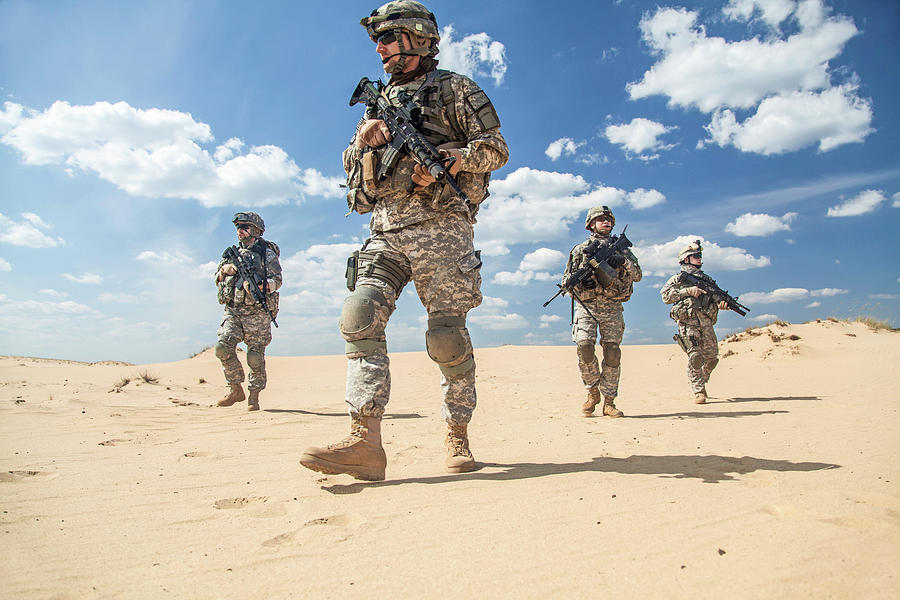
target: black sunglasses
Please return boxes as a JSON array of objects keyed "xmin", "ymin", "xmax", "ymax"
[
  {"xmin": 373, "ymin": 30, "xmax": 399, "ymax": 45},
  {"xmin": 236, "ymin": 223, "xmax": 251, "ymax": 231}
]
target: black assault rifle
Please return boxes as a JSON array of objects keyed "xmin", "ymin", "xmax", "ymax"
[
  {"xmin": 349, "ymin": 77, "xmax": 468, "ymax": 203},
  {"xmin": 223, "ymin": 245, "xmax": 278, "ymax": 327},
  {"xmin": 679, "ymin": 271, "xmax": 750, "ymax": 316},
  {"xmin": 543, "ymin": 227, "xmax": 633, "ymax": 321}
]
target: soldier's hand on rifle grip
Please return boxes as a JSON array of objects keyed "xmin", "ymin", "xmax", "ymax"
[
  {"xmin": 686, "ymin": 286, "xmax": 705, "ymax": 298},
  {"xmin": 718, "ymin": 300, "xmax": 729, "ymax": 310},
  {"xmin": 356, "ymin": 119, "xmax": 392, "ymax": 148},
  {"xmin": 607, "ymin": 254, "xmax": 626, "ymax": 269},
  {"xmin": 216, "ymin": 263, "xmax": 237, "ymax": 282},
  {"xmin": 411, "ymin": 148, "xmax": 462, "ymax": 189}
]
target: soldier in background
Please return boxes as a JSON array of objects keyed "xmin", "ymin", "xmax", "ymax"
[
  {"xmin": 564, "ymin": 206, "xmax": 641, "ymax": 418},
  {"xmin": 299, "ymin": 0, "xmax": 508, "ymax": 481},
  {"xmin": 214, "ymin": 212, "xmax": 282, "ymax": 411},
  {"xmin": 660, "ymin": 240, "xmax": 730, "ymax": 404}
]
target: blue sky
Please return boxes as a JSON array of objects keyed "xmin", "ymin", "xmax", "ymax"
[{"xmin": 1, "ymin": 0, "xmax": 898, "ymax": 363}]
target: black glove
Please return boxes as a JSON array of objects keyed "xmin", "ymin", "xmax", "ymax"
[
  {"xmin": 580, "ymin": 275, "xmax": 597, "ymax": 289},
  {"xmin": 607, "ymin": 254, "xmax": 626, "ymax": 269}
]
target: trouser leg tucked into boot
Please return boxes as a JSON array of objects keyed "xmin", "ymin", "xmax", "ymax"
[
  {"xmin": 247, "ymin": 389, "xmax": 260, "ymax": 411},
  {"xmin": 582, "ymin": 386, "xmax": 602, "ymax": 416},
  {"xmin": 299, "ymin": 415, "xmax": 386, "ymax": 481},
  {"xmin": 602, "ymin": 395, "xmax": 624, "ymax": 418},
  {"xmin": 446, "ymin": 423, "xmax": 476, "ymax": 473},
  {"xmin": 217, "ymin": 383, "xmax": 245, "ymax": 407},
  {"xmin": 694, "ymin": 390, "xmax": 708, "ymax": 404}
]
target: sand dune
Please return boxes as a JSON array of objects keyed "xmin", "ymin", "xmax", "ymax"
[{"xmin": 1, "ymin": 320, "xmax": 898, "ymax": 598}]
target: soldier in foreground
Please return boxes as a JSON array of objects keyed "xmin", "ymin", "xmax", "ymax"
[
  {"xmin": 563, "ymin": 206, "xmax": 641, "ymax": 418},
  {"xmin": 214, "ymin": 212, "xmax": 282, "ymax": 411},
  {"xmin": 660, "ymin": 240, "xmax": 734, "ymax": 404},
  {"xmin": 299, "ymin": 0, "xmax": 508, "ymax": 481}
]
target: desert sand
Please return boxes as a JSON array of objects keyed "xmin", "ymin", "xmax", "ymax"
[{"xmin": 1, "ymin": 319, "xmax": 898, "ymax": 599}]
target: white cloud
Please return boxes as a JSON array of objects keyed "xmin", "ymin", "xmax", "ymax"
[
  {"xmin": 725, "ymin": 212, "xmax": 797, "ymax": 236},
  {"xmin": 893, "ymin": 192, "xmax": 900, "ymax": 208},
  {"xmin": 826, "ymin": 189, "xmax": 886, "ymax": 217},
  {"xmin": 0, "ymin": 257, "xmax": 10, "ymax": 272},
  {"xmin": 40, "ymin": 289, "xmax": 68, "ymax": 298},
  {"xmin": 62, "ymin": 272, "xmax": 103, "ymax": 284},
  {"xmin": 98, "ymin": 292, "xmax": 143, "ymax": 304},
  {"xmin": 628, "ymin": 3, "xmax": 858, "ymax": 112},
  {"xmin": 811, "ymin": 288, "xmax": 847, "ymax": 297},
  {"xmin": 5, "ymin": 298, "xmax": 102, "ymax": 316},
  {"xmin": 0, "ymin": 212, "xmax": 65, "ymax": 248},
  {"xmin": 723, "ymin": 0, "xmax": 796, "ymax": 30},
  {"xmin": 280, "ymin": 243, "xmax": 357, "ymax": 315},
  {"xmin": 703, "ymin": 84, "xmax": 873, "ymax": 155},
  {"xmin": 136, "ymin": 250, "xmax": 195, "ymax": 265},
  {"xmin": 545, "ymin": 137, "xmax": 582, "ymax": 161},
  {"xmin": 869, "ymin": 294, "xmax": 898, "ymax": 300},
  {"xmin": 0, "ymin": 100, "xmax": 341, "ymax": 207},
  {"xmin": 604, "ymin": 118, "xmax": 676, "ymax": 159},
  {"xmin": 477, "ymin": 167, "xmax": 665, "ymax": 256},
  {"xmin": 634, "ymin": 234, "xmax": 770, "ymax": 276},
  {"xmin": 752, "ymin": 313, "xmax": 780, "ymax": 322},
  {"xmin": 539, "ymin": 314, "xmax": 561, "ymax": 329},
  {"xmin": 439, "ymin": 25, "xmax": 507, "ymax": 86},
  {"xmin": 468, "ymin": 312, "xmax": 529, "ymax": 330},
  {"xmin": 740, "ymin": 287, "xmax": 810, "ymax": 304},
  {"xmin": 805, "ymin": 301, "xmax": 821, "ymax": 308},
  {"xmin": 520, "ymin": 248, "xmax": 566, "ymax": 272},
  {"xmin": 492, "ymin": 270, "xmax": 535, "ymax": 286}
]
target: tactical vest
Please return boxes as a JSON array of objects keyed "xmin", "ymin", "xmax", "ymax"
[
  {"xmin": 217, "ymin": 239, "xmax": 280, "ymax": 316},
  {"xmin": 668, "ymin": 270, "xmax": 718, "ymax": 324}
]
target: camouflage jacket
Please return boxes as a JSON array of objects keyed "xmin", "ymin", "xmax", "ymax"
[
  {"xmin": 660, "ymin": 265, "xmax": 718, "ymax": 325},
  {"xmin": 343, "ymin": 69, "xmax": 509, "ymax": 232},
  {"xmin": 216, "ymin": 238, "xmax": 283, "ymax": 312},
  {"xmin": 564, "ymin": 232, "xmax": 642, "ymax": 305}
]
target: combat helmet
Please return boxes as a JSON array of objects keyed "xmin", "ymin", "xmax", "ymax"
[
  {"xmin": 678, "ymin": 240, "xmax": 702, "ymax": 263},
  {"xmin": 233, "ymin": 211, "xmax": 265, "ymax": 235},
  {"xmin": 361, "ymin": 1, "xmax": 440, "ymax": 71},
  {"xmin": 585, "ymin": 205, "xmax": 615, "ymax": 230}
]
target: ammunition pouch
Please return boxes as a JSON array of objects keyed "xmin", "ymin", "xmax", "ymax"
[{"xmin": 669, "ymin": 298, "xmax": 696, "ymax": 322}]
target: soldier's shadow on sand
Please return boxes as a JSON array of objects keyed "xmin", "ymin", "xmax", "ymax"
[
  {"xmin": 265, "ymin": 409, "xmax": 424, "ymax": 419},
  {"xmin": 320, "ymin": 454, "xmax": 840, "ymax": 494},
  {"xmin": 627, "ymin": 409, "xmax": 789, "ymax": 419},
  {"xmin": 725, "ymin": 396, "xmax": 821, "ymax": 403}
]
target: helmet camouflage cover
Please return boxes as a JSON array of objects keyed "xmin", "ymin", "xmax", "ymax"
[
  {"xmin": 361, "ymin": 1, "xmax": 440, "ymax": 57},
  {"xmin": 585, "ymin": 205, "xmax": 615, "ymax": 230},
  {"xmin": 232, "ymin": 211, "xmax": 265, "ymax": 234},
  {"xmin": 678, "ymin": 239, "xmax": 702, "ymax": 263}
]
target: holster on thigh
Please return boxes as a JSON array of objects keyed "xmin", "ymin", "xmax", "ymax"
[{"xmin": 425, "ymin": 314, "xmax": 474, "ymax": 376}]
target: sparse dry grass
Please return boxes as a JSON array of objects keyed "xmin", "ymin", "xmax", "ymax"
[
  {"xmin": 137, "ymin": 369, "xmax": 159, "ymax": 384},
  {"xmin": 853, "ymin": 316, "xmax": 896, "ymax": 331},
  {"xmin": 111, "ymin": 377, "xmax": 131, "ymax": 392}
]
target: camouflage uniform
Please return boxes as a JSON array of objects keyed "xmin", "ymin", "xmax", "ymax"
[
  {"xmin": 565, "ymin": 232, "xmax": 642, "ymax": 400},
  {"xmin": 340, "ymin": 67, "xmax": 508, "ymax": 425},
  {"xmin": 215, "ymin": 237, "xmax": 282, "ymax": 391},
  {"xmin": 661, "ymin": 264, "xmax": 720, "ymax": 395}
]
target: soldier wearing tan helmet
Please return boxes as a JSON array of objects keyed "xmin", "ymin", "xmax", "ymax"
[
  {"xmin": 299, "ymin": 1, "xmax": 508, "ymax": 481},
  {"xmin": 563, "ymin": 205, "xmax": 642, "ymax": 418},
  {"xmin": 660, "ymin": 239, "xmax": 731, "ymax": 404},
  {"xmin": 214, "ymin": 211, "xmax": 282, "ymax": 411}
]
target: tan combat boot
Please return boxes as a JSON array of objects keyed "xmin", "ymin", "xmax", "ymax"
[
  {"xmin": 694, "ymin": 391, "xmax": 708, "ymax": 404},
  {"xmin": 299, "ymin": 415, "xmax": 387, "ymax": 481},
  {"xmin": 582, "ymin": 386, "xmax": 602, "ymax": 416},
  {"xmin": 446, "ymin": 424, "xmax": 476, "ymax": 473},
  {"xmin": 602, "ymin": 396, "xmax": 624, "ymax": 418},
  {"xmin": 217, "ymin": 383, "xmax": 245, "ymax": 407},
  {"xmin": 247, "ymin": 389, "xmax": 260, "ymax": 411}
]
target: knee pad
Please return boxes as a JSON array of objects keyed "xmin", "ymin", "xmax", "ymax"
[
  {"xmin": 688, "ymin": 350, "xmax": 704, "ymax": 370},
  {"xmin": 215, "ymin": 341, "xmax": 235, "ymax": 360},
  {"xmin": 601, "ymin": 343, "xmax": 621, "ymax": 368},
  {"xmin": 706, "ymin": 356, "xmax": 719, "ymax": 372},
  {"xmin": 426, "ymin": 315, "xmax": 474, "ymax": 375},
  {"xmin": 340, "ymin": 286, "xmax": 388, "ymax": 356},
  {"xmin": 246, "ymin": 348, "xmax": 265, "ymax": 370},
  {"xmin": 576, "ymin": 342, "xmax": 596, "ymax": 364}
]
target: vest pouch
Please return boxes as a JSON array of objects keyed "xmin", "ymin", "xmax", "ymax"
[
  {"xmin": 267, "ymin": 291, "xmax": 279, "ymax": 319},
  {"xmin": 669, "ymin": 298, "xmax": 695, "ymax": 322}
]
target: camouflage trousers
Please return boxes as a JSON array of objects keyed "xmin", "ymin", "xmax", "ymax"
[
  {"xmin": 572, "ymin": 299, "xmax": 625, "ymax": 398},
  {"xmin": 677, "ymin": 321, "xmax": 719, "ymax": 394},
  {"xmin": 343, "ymin": 213, "xmax": 483, "ymax": 426},
  {"xmin": 216, "ymin": 306, "xmax": 272, "ymax": 390}
]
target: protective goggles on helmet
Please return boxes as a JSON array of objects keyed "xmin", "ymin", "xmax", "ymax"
[
  {"xmin": 235, "ymin": 223, "xmax": 252, "ymax": 231},
  {"xmin": 372, "ymin": 30, "xmax": 400, "ymax": 45},
  {"xmin": 233, "ymin": 212, "xmax": 253, "ymax": 224}
]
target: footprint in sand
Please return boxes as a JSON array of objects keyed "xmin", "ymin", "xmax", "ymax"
[
  {"xmin": 213, "ymin": 496, "xmax": 270, "ymax": 510},
  {"xmin": 98, "ymin": 438, "xmax": 133, "ymax": 446},
  {"xmin": 181, "ymin": 451, "xmax": 211, "ymax": 458},
  {"xmin": 0, "ymin": 470, "xmax": 59, "ymax": 482}
]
